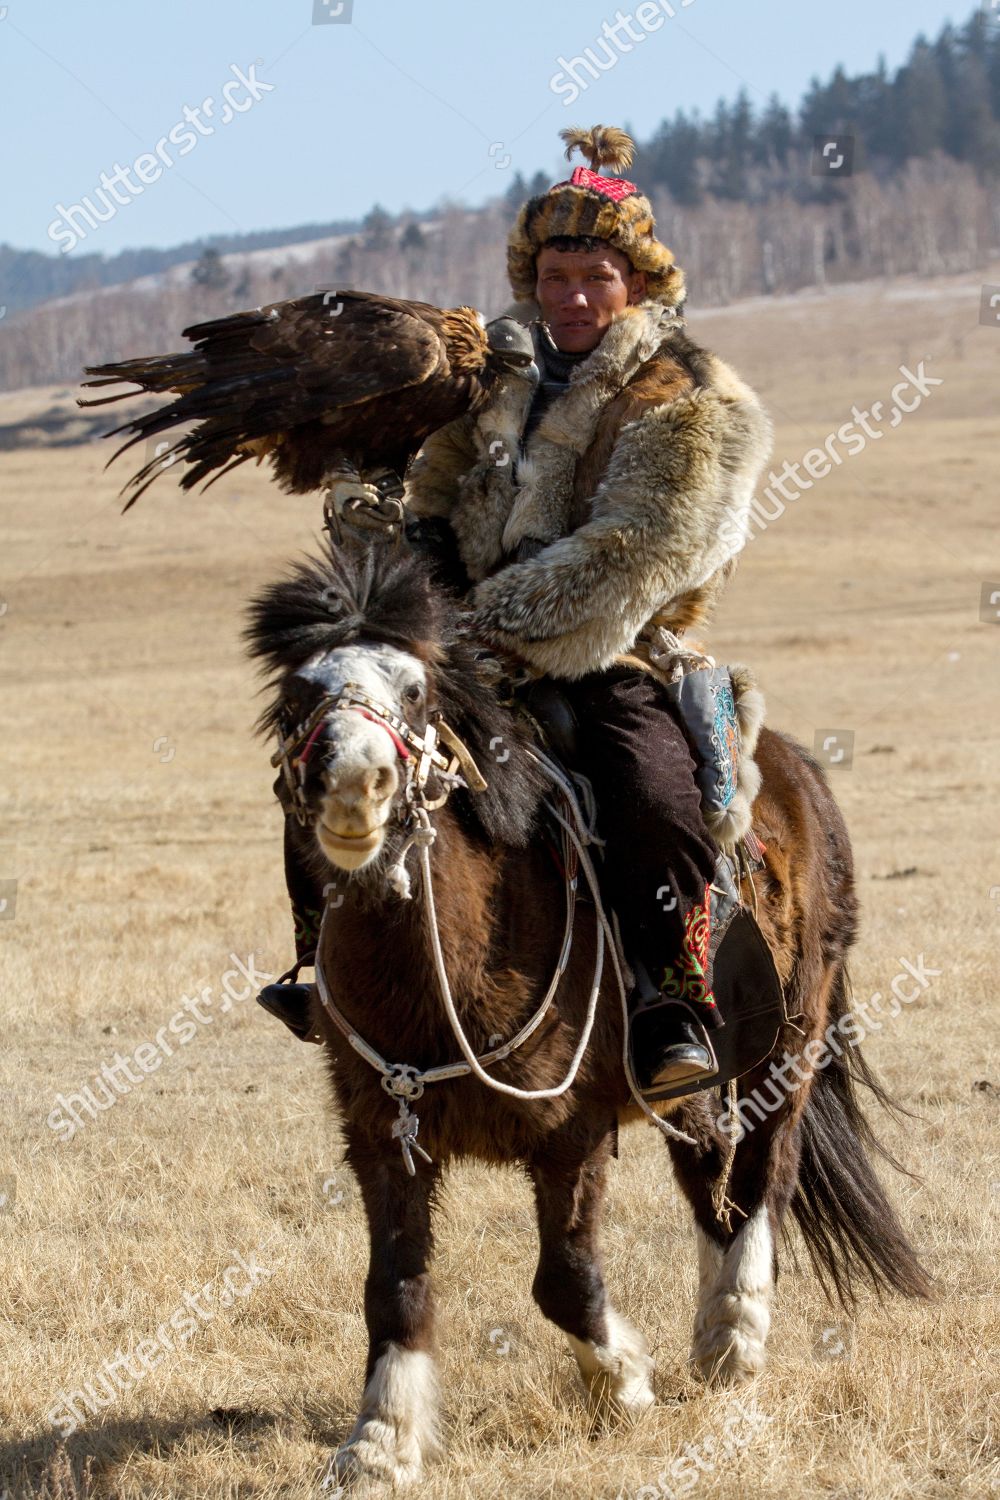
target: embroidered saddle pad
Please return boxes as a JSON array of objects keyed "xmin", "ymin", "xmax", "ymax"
[{"xmin": 642, "ymin": 902, "xmax": 786, "ymax": 1103}]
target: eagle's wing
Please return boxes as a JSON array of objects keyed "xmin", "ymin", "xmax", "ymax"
[
  {"xmin": 184, "ymin": 291, "xmax": 445, "ymax": 412},
  {"xmin": 81, "ymin": 291, "xmax": 447, "ymax": 504}
]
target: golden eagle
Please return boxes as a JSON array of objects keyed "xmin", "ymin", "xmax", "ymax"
[{"xmin": 79, "ymin": 290, "xmax": 536, "ymax": 508}]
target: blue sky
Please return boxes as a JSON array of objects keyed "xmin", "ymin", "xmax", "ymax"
[{"xmin": 0, "ymin": 0, "xmax": 975, "ymax": 257}]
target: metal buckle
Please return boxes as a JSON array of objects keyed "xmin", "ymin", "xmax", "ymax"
[{"xmin": 381, "ymin": 1064, "xmax": 425, "ymax": 1102}]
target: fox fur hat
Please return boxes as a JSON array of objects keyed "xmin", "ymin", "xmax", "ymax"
[{"xmin": 506, "ymin": 125, "xmax": 685, "ymax": 309}]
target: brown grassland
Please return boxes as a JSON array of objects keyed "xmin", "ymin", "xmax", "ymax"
[{"xmin": 1, "ymin": 269, "xmax": 998, "ymax": 1498}]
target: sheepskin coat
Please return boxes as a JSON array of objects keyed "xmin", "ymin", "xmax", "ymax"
[{"xmin": 404, "ymin": 300, "xmax": 772, "ymax": 681}]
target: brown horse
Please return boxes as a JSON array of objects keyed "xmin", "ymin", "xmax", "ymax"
[{"xmin": 245, "ymin": 537, "xmax": 931, "ymax": 1490}]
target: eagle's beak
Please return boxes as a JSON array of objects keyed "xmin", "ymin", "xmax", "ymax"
[{"xmin": 498, "ymin": 353, "xmax": 540, "ymax": 383}]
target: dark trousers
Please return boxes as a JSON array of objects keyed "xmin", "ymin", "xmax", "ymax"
[{"xmin": 561, "ymin": 668, "xmax": 722, "ymax": 1027}]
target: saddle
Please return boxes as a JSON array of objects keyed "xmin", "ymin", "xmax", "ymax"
[{"xmin": 514, "ymin": 675, "xmax": 785, "ymax": 1102}]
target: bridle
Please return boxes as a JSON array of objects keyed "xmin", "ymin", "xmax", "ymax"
[{"xmin": 270, "ymin": 680, "xmax": 488, "ymax": 829}]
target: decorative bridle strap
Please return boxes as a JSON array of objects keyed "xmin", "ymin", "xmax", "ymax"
[
  {"xmin": 270, "ymin": 681, "xmax": 487, "ymax": 825},
  {"xmin": 352, "ymin": 705, "xmax": 411, "ymax": 761}
]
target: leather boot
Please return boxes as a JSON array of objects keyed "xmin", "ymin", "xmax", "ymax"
[{"xmin": 627, "ymin": 959, "xmax": 718, "ymax": 1093}]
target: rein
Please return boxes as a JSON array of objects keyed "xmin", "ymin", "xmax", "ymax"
[{"xmin": 287, "ymin": 680, "xmax": 697, "ymax": 1173}]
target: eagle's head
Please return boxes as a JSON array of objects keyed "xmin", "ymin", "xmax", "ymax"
[{"xmin": 485, "ymin": 316, "xmax": 538, "ymax": 378}]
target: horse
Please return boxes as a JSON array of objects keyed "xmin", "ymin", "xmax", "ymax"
[{"xmin": 244, "ymin": 536, "xmax": 932, "ymax": 1490}]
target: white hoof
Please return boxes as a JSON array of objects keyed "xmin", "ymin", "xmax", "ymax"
[
  {"xmin": 691, "ymin": 1208, "xmax": 772, "ymax": 1386},
  {"xmin": 328, "ymin": 1343, "xmax": 441, "ymax": 1490},
  {"xmin": 568, "ymin": 1306, "xmax": 656, "ymax": 1417}
]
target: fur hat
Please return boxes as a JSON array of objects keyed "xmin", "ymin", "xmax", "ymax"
[{"xmin": 506, "ymin": 125, "xmax": 685, "ymax": 309}]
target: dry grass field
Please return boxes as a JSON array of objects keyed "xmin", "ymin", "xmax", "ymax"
[{"xmin": 1, "ymin": 268, "xmax": 998, "ymax": 1499}]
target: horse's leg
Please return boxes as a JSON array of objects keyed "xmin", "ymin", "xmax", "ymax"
[
  {"xmin": 529, "ymin": 1125, "xmax": 655, "ymax": 1416},
  {"xmin": 331, "ymin": 1133, "xmax": 443, "ymax": 1489},
  {"xmin": 668, "ymin": 1090, "xmax": 798, "ymax": 1386}
]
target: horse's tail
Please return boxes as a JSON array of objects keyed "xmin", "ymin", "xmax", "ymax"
[{"xmin": 791, "ymin": 963, "xmax": 935, "ymax": 1308}]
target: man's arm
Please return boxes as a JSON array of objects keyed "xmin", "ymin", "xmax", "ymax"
[{"xmin": 468, "ymin": 386, "xmax": 771, "ymax": 679}]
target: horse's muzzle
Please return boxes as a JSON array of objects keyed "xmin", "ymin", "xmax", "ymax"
[{"xmin": 315, "ymin": 741, "xmax": 400, "ymax": 868}]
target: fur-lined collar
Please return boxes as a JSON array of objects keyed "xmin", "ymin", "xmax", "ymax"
[
  {"xmin": 449, "ymin": 300, "xmax": 686, "ymax": 579},
  {"xmin": 519, "ymin": 300, "xmax": 685, "ymax": 459}
]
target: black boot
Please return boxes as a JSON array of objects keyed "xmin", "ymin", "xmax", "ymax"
[
  {"xmin": 257, "ymin": 952, "xmax": 320, "ymax": 1043},
  {"xmin": 627, "ymin": 960, "xmax": 718, "ymax": 1093}
]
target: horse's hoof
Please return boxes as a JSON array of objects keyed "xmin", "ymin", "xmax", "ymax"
[
  {"xmin": 570, "ymin": 1308, "xmax": 657, "ymax": 1421},
  {"xmin": 324, "ymin": 1434, "xmax": 424, "ymax": 1492},
  {"xmin": 586, "ymin": 1381, "xmax": 657, "ymax": 1428},
  {"xmin": 690, "ymin": 1333, "xmax": 767, "ymax": 1386}
]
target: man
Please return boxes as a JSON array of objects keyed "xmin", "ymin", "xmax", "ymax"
[{"xmin": 260, "ymin": 125, "xmax": 772, "ymax": 1094}]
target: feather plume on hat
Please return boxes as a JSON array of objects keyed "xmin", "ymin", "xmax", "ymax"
[
  {"xmin": 506, "ymin": 124, "xmax": 685, "ymax": 310},
  {"xmin": 559, "ymin": 124, "xmax": 636, "ymax": 174}
]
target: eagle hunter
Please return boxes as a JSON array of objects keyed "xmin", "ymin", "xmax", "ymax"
[{"xmin": 80, "ymin": 290, "xmax": 536, "ymax": 508}]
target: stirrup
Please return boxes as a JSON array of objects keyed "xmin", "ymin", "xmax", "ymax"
[
  {"xmin": 627, "ymin": 963, "xmax": 719, "ymax": 1095},
  {"xmin": 256, "ymin": 952, "xmax": 321, "ymax": 1044}
]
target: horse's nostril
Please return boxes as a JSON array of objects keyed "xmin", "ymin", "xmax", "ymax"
[
  {"xmin": 372, "ymin": 765, "xmax": 395, "ymax": 799},
  {"xmin": 324, "ymin": 763, "xmax": 396, "ymax": 804}
]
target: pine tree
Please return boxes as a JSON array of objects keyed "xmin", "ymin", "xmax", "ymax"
[
  {"xmin": 646, "ymin": 112, "xmax": 704, "ymax": 205},
  {"xmin": 190, "ymin": 247, "xmax": 229, "ymax": 290},
  {"xmin": 756, "ymin": 94, "xmax": 793, "ymax": 168},
  {"xmin": 893, "ymin": 37, "xmax": 948, "ymax": 160},
  {"xmin": 362, "ymin": 205, "xmax": 393, "ymax": 250}
]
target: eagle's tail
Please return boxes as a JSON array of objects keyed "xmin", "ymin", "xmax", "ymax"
[
  {"xmin": 78, "ymin": 351, "xmax": 266, "ymax": 509},
  {"xmin": 79, "ymin": 351, "xmax": 207, "ymax": 402}
]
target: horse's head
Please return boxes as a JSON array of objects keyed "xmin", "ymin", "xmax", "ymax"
[
  {"xmin": 245, "ymin": 539, "xmax": 545, "ymax": 888},
  {"xmin": 281, "ymin": 638, "xmax": 433, "ymax": 870}
]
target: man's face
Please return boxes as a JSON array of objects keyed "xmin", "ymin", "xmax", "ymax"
[{"xmin": 534, "ymin": 244, "xmax": 647, "ymax": 354}]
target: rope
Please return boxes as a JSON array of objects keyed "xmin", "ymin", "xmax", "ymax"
[
  {"xmin": 416, "ymin": 809, "xmax": 602, "ymax": 1101},
  {"xmin": 314, "ymin": 802, "xmax": 580, "ymax": 1086},
  {"xmin": 312, "ymin": 740, "xmax": 697, "ymax": 1149},
  {"xmin": 711, "ymin": 1077, "xmax": 748, "ymax": 1233},
  {"xmin": 525, "ymin": 750, "xmax": 697, "ymax": 1146}
]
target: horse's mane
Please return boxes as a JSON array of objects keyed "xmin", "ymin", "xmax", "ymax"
[{"xmin": 243, "ymin": 537, "xmax": 547, "ymax": 847}]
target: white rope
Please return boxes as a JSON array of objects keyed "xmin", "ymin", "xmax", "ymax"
[
  {"xmin": 416, "ymin": 817, "xmax": 603, "ymax": 1101},
  {"xmin": 313, "ymin": 742, "xmax": 697, "ymax": 1144},
  {"xmin": 525, "ymin": 749, "xmax": 698, "ymax": 1146}
]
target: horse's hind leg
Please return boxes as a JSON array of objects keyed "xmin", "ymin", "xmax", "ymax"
[
  {"xmin": 668, "ymin": 1092, "xmax": 798, "ymax": 1386},
  {"xmin": 331, "ymin": 1133, "xmax": 443, "ymax": 1490},
  {"xmin": 529, "ymin": 1124, "xmax": 655, "ymax": 1417}
]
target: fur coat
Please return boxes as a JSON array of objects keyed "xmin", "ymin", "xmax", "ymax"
[{"xmin": 404, "ymin": 300, "xmax": 772, "ymax": 681}]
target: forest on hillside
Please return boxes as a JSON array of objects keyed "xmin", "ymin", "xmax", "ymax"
[{"xmin": 638, "ymin": 11, "xmax": 1000, "ymax": 202}]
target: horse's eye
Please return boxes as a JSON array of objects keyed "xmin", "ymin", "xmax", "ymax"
[
  {"xmin": 283, "ymin": 690, "xmax": 309, "ymax": 727},
  {"xmin": 403, "ymin": 683, "xmax": 423, "ymax": 706}
]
